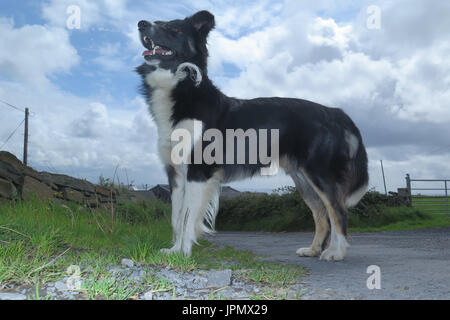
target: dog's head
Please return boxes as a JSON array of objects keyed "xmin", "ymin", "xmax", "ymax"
[{"xmin": 137, "ymin": 10, "xmax": 215, "ymax": 76}]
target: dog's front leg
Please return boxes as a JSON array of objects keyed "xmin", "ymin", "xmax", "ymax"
[
  {"xmin": 160, "ymin": 166, "xmax": 186, "ymax": 254},
  {"xmin": 178, "ymin": 178, "xmax": 220, "ymax": 256},
  {"xmin": 162, "ymin": 168, "xmax": 221, "ymax": 256}
]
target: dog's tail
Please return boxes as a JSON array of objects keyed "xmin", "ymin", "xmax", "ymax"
[{"xmin": 344, "ymin": 128, "xmax": 369, "ymax": 208}]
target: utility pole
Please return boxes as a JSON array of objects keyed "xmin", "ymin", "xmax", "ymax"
[
  {"xmin": 380, "ymin": 159, "xmax": 387, "ymax": 195},
  {"xmin": 23, "ymin": 108, "xmax": 29, "ymax": 166}
]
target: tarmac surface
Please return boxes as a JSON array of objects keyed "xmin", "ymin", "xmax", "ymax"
[{"xmin": 207, "ymin": 227, "xmax": 450, "ymax": 299}]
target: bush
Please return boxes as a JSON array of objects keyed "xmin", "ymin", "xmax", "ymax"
[
  {"xmin": 351, "ymin": 189, "xmax": 408, "ymax": 212},
  {"xmin": 216, "ymin": 187, "xmax": 424, "ymax": 232},
  {"xmin": 216, "ymin": 190, "xmax": 314, "ymax": 232}
]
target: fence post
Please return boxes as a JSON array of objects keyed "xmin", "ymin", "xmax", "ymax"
[
  {"xmin": 405, "ymin": 174, "xmax": 412, "ymax": 207},
  {"xmin": 445, "ymin": 180, "xmax": 448, "ymax": 214}
]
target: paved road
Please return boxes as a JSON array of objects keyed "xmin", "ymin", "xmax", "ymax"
[{"xmin": 206, "ymin": 228, "xmax": 450, "ymax": 299}]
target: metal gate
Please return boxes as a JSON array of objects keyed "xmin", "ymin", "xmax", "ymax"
[{"xmin": 405, "ymin": 174, "xmax": 449, "ymax": 214}]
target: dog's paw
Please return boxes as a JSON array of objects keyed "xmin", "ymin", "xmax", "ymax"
[
  {"xmin": 160, "ymin": 246, "xmax": 180, "ymax": 254},
  {"xmin": 319, "ymin": 247, "xmax": 346, "ymax": 261},
  {"xmin": 296, "ymin": 247, "xmax": 320, "ymax": 257}
]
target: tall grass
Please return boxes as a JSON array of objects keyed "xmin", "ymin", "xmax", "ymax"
[{"xmin": 0, "ymin": 196, "xmax": 173, "ymax": 285}]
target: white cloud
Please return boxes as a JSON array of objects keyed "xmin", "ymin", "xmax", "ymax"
[
  {"xmin": 92, "ymin": 42, "xmax": 130, "ymax": 72},
  {"xmin": 0, "ymin": 18, "xmax": 79, "ymax": 88},
  {"xmin": 354, "ymin": 0, "xmax": 450, "ymax": 59},
  {"xmin": 392, "ymin": 41, "xmax": 450, "ymax": 123},
  {"xmin": 307, "ymin": 17, "xmax": 354, "ymax": 51},
  {"xmin": 1, "ymin": 0, "xmax": 449, "ymax": 192},
  {"xmin": 0, "ymin": 79, "xmax": 161, "ymax": 183},
  {"xmin": 71, "ymin": 102, "xmax": 110, "ymax": 138},
  {"xmin": 208, "ymin": 0, "xmax": 282, "ymax": 38},
  {"xmin": 207, "ymin": 2, "xmax": 450, "ymax": 125},
  {"xmin": 204, "ymin": 0, "xmax": 450, "ymax": 192}
]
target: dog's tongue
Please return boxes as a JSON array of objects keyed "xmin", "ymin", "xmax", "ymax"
[{"xmin": 142, "ymin": 50, "xmax": 152, "ymax": 56}]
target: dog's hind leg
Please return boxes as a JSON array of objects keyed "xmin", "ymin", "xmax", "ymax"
[
  {"xmin": 175, "ymin": 171, "xmax": 222, "ymax": 256},
  {"xmin": 319, "ymin": 201, "xmax": 349, "ymax": 261},
  {"xmin": 300, "ymin": 169, "xmax": 349, "ymax": 261},
  {"xmin": 290, "ymin": 171, "xmax": 330, "ymax": 257}
]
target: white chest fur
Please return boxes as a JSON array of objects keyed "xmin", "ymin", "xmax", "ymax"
[{"xmin": 145, "ymin": 67, "xmax": 204, "ymax": 167}]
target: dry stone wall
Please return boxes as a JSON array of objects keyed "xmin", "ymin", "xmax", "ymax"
[{"xmin": 0, "ymin": 151, "xmax": 116, "ymax": 206}]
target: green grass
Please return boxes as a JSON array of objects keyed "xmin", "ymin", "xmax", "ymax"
[
  {"xmin": 0, "ymin": 197, "xmax": 170, "ymax": 291},
  {"xmin": 0, "ymin": 196, "xmax": 304, "ymax": 299},
  {"xmin": 349, "ymin": 208, "xmax": 450, "ymax": 232},
  {"xmin": 411, "ymin": 197, "xmax": 450, "ymax": 214}
]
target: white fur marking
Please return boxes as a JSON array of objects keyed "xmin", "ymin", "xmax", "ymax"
[
  {"xmin": 296, "ymin": 247, "xmax": 320, "ymax": 257},
  {"xmin": 170, "ymin": 169, "xmax": 185, "ymax": 239},
  {"xmin": 345, "ymin": 131, "xmax": 359, "ymax": 159},
  {"xmin": 145, "ymin": 68, "xmax": 185, "ymax": 166},
  {"xmin": 145, "ymin": 59, "xmax": 161, "ymax": 66},
  {"xmin": 175, "ymin": 62, "xmax": 202, "ymax": 87},
  {"xmin": 145, "ymin": 66, "xmax": 204, "ymax": 167},
  {"xmin": 320, "ymin": 224, "xmax": 349, "ymax": 261},
  {"xmin": 175, "ymin": 175, "xmax": 221, "ymax": 256},
  {"xmin": 345, "ymin": 183, "xmax": 368, "ymax": 208}
]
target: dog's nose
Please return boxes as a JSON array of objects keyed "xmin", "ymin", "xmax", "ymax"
[{"xmin": 138, "ymin": 20, "xmax": 150, "ymax": 30}]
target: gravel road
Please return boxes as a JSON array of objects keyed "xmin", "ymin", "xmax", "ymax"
[{"xmin": 206, "ymin": 227, "xmax": 450, "ymax": 299}]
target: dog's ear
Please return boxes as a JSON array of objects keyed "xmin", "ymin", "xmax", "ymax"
[{"xmin": 189, "ymin": 10, "xmax": 215, "ymax": 37}]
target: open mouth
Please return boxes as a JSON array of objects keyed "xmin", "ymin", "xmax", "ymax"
[{"xmin": 142, "ymin": 36, "xmax": 174, "ymax": 57}]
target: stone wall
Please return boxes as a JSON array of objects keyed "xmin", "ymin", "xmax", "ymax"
[{"xmin": 0, "ymin": 151, "xmax": 116, "ymax": 207}]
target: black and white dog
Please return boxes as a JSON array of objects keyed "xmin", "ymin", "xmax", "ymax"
[{"xmin": 136, "ymin": 11, "xmax": 369, "ymax": 261}]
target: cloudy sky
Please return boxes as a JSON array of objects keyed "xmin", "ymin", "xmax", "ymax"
[{"xmin": 0, "ymin": 0, "xmax": 449, "ymax": 193}]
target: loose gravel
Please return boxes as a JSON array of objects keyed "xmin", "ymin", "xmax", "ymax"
[{"xmin": 0, "ymin": 262, "xmax": 303, "ymax": 300}]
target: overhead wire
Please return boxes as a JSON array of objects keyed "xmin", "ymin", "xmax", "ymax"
[
  {"xmin": 0, "ymin": 99, "xmax": 35, "ymax": 116},
  {"xmin": 0, "ymin": 99, "xmax": 26, "ymax": 113},
  {"xmin": 0, "ymin": 119, "xmax": 25, "ymax": 150}
]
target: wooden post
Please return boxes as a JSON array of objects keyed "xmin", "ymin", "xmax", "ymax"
[
  {"xmin": 380, "ymin": 160, "xmax": 387, "ymax": 195},
  {"xmin": 23, "ymin": 108, "xmax": 29, "ymax": 166},
  {"xmin": 445, "ymin": 180, "xmax": 448, "ymax": 214}
]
